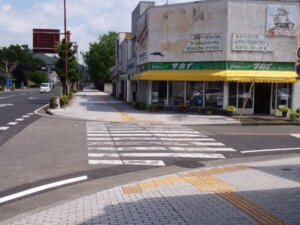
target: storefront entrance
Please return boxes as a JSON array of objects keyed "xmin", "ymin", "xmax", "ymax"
[{"xmin": 254, "ymin": 83, "xmax": 271, "ymax": 114}]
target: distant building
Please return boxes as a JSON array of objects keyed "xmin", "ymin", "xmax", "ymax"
[{"xmin": 113, "ymin": 0, "xmax": 299, "ymax": 115}]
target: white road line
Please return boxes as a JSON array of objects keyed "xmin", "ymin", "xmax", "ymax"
[
  {"xmin": 189, "ymin": 142, "xmax": 225, "ymax": 146},
  {"xmin": 27, "ymin": 113, "xmax": 34, "ymax": 115},
  {"xmin": 122, "ymin": 160, "xmax": 165, "ymax": 166},
  {"xmin": 88, "ymin": 147, "xmax": 116, "ymax": 151},
  {"xmin": 161, "ymin": 138, "xmax": 216, "ymax": 141},
  {"xmin": 0, "ymin": 126, "xmax": 10, "ymax": 131},
  {"xmin": 87, "ymin": 134, "xmax": 110, "ymax": 137},
  {"xmin": 120, "ymin": 152, "xmax": 225, "ymax": 158},
  {"xmin": 241, "ymin": 147, "xmax": 300, "ymax": 154},
  {"xmin": 89, "ymin": 160, "xmax": 123, "ymax": 165},
  {"xmin": 15, "ymin": 118, "xmax": 24, "ymax": 121},
  {"xmin": 22, "ymin": 115, "xmax": 30, "ymax": 118},
  {"xmin": 88, "ymin": 153, "xmax": 119, "ymax": 157},
  {"xmin": 86, "ymin": 131, "xmax": 108, "ymax": 133},
  {"xmin": 87, "ymin": 142, "xmax": 114, "ymax": 146},
  {"xmin": 87, "ymin": 138, "xmax": 112, "ymax": 141},
  {"xmin": 290, "ymin": 134, "xmax": 300, "ymax": 138},
  {"xmin": 110, "ymin": 134, "xmax": 152, "ymax": 137},
  {"xmin": 109, "ymin": 130, "xmax": 199, "ymax": 134},
  {"xmin": 0, "ymin": 176, "xmax": 88, "ymax": 204},
  {"xmin": 169, "ymin": 147, "xmax": 236, "ymax": 152},
  {"xmin": 113, "ymin": 137, "xmax": 159, "ymax": 141},
  {"xmin": 117, "ymin": 147, "xmax": 168, "ymax": 151},
  {"xmin": 7, "ymin": 122, "xmax": 18, "ymax": 126}
]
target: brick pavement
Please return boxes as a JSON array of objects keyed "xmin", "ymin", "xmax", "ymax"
[{"xmin": 7, "ymin": 156, "xmax": 300, "ymax": 225}]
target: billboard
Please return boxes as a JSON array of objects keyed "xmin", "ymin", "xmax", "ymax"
[
  {"xmin": 266, "ymin": 6, "xmax": 298, "ymax": 36},
  {"xmin": 33, "ymin": 29, "xmax": 60, "ymax": 54}
]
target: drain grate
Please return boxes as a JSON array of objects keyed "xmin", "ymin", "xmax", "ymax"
[{"xmin": 175, "ymin": 160, "xmax": 204, "ymax": 168}]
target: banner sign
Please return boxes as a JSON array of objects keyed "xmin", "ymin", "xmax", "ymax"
[
  {"xmin": 185, "ymin": 33, "xmax": 222, "ymax": 52},
  {"xmin": 138, "ymin": 61, "xmax": 294, "ymax": 72},
  {"xmin": 232, "ymin": 34, "xmax": 269, "ymax": 52}
]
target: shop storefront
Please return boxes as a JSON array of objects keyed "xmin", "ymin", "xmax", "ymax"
[{"xmin": 132, "ymin": 61, "xmax": 296, "ymax": 114}]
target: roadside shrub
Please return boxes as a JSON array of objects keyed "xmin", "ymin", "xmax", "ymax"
[
  {"xmin": 132, "ymin": 101, "xmax": 139, "ymax": 108},
  {"xmin": 279, "ymin": 107, "xmax": 290, "ymax": 113},
  {"xmin": 296, "ymin": 108, "xmax": 300, "ymax": 114},
  {"xmin": 147, "ymin": 104, "xmax": 157, "ymax": 111},
  {"xmin": 71, "ymin": 88, "xmax": 78, "ymax": 93},
  {"xmin": 0, "ymin": 86, "xmax": 4, "ymax": 91},
  {"xmin": 49, "ymin": 96, "xmax": 55, "ymax": 108},
  {"xmin": 68, "ymin": 91, "xmax": 73, "ymax": 99},
  {"xmin": 225, "ymin": 105, "xmax": 237, "ymax": 112},
  {"xmin": 60, "ymin": 95, "xmax": 69, "ymax": 107},
  {"xmin": 289, "ymin": 111, "xmax": 299, "ymax": 117}
]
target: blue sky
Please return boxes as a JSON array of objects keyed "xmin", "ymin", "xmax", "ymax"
[{"xmin": 0, "ymin": 0, "xmax": 191, "ymax": 57}]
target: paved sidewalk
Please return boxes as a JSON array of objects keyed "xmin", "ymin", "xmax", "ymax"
[
  {"xmin": 6, "ymin": 156, "xmax": 300, "ymax": 225},
  {"xmin": 50, "ymin": 87, "xmax": 240, "ymax": 125}
]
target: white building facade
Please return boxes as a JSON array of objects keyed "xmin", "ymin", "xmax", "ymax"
[{"xmin": 117, "ymin": 0, "xmax": 299, "ymax": 114}]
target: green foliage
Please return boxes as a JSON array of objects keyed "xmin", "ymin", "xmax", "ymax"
[
  {"xmin": 49, "ymin": 96, "xmax": 56, "ymax": 108},
  {"xmin": 279, "ymin": 107, "xmax": 290, "ymax": 113},
  {"xmin": 132, "ymin": 101, "xmax": 146, "ymax": 110},
  {"xmin": 55, "ymin": 39, "xmax": 80, "ymax": 93},
  {"xmin": 68, "ymin": 91, "xmax": 73, "ymax": 99},
  {"xmin": 204, "ymin": 106, "xmax": 215, "ymax": 111},
  {"xmin": 296, "ymin": 108, "xmax": 300, "ymax": 114},
  {"xmin": 0, "ymin": 86, "xmax": 4, "ymax": 91},
  {"xmin": 30, "ymin": 71, "xmax": 48, "ymax": 84},
  {"xmin": 83, "ymin": 32, "xmax": 117, "ymax": 85},
  {"xmin": 147, "ymin": 104, "xmax": 157, "ymax": 110},
  {"xmin": 289, "ymin": 111, "xmax": 299, "ymax": 117},
  {"xmin": 225, "ymin": 105, "xmax": 237, "ymax": 112},
  {"xmin": 59, "ymin": 95, "xmax": 69, "ymax": 107},
  {"xmin": 71, "ymin": 88, "xmax": 78, "ymax": 93}
]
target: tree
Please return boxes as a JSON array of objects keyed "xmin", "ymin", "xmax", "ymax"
[
  {"xmin": 30, "ymin": 71, "xmax": 48, "ymax": 85},
  {"xmin": 83, "ymin": 31, "xmax": 117, "ymax": 89},
  {"xmin": 0, "ymin": 45, "xmax": 36, "ymax": 78},
  {"xmin": 55, "ymin": 39, "xmax": 80, "ymax": 93}
]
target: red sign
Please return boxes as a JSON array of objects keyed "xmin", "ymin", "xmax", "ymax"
[{"xmin": 33, "ymin": 29, "xmax": 60, "ymax": 54}]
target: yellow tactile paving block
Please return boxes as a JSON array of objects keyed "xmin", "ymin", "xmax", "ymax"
[
  {"xmin": 152, "ymin": 178, "xmax": 172, "ymax": 187},
  {"xmin": 137, "ymin": 181, "xmax": 157, "ymax": 189},
  {"xmin": 121, "ymin": 185, "xmax": 143, "ymax": 194},
  {"xmin": 165, "ymin": 175, "xmax": 185, "ymax": 183},
  {"xmin": 218, "ymin": 191, "xmax": 289, "ymax": 225}
]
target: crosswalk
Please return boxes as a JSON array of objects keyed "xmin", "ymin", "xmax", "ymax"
[{"xmin": 86, "ymin": 122, "xmax": 236, "ymax": 167}]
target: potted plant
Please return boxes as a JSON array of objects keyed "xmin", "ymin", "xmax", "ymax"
[
  {"xmin": 147, "ymin": 104, "xmax": 157, "ymax": 112},
  {"xmin": 204, "ymin": 106, "xmax": 214, "ymax": 115},
  {"xmin": 178, "ymin": 103, "xmax": 188, "ymax": 112},
  {"xmin": 289, "ymin": 111, "xmax": 299, "ymax": 121},
  {"xmin": 224, "ymin": 105, "xmax": 237, "ymax": 116},
  {"xmin": 279, "ymin": 107, "xmax": 290, "ymax": 117}
]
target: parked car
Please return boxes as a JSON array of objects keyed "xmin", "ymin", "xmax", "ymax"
[{"xmin": 40, "ymin": 83, "xmax": 51, "ymax": 93}]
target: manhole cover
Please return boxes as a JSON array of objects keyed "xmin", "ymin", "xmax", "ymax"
[{"xmin": 175, "ymin": 161, "xmax": 204, "ymax": 168}]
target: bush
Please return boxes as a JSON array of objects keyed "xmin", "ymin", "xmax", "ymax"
[
  {"xmin": 204, "ymin": 106, "xmax": 214, "ymax": 111},
  {"xmin": 225, "ymin": 105, "xmax": 237, "ymax": 112},
  {"xmin": 296, "ymin": 108, "xmax": 300, "ymax": 114},
  {"xmin": 68, "ymin": 91, "xmax": 73, "ymax": 99},
  {"xmin": 138, "ymin": 103, "xmax": 146, "ymax": 110},
  {"xmin": 60, "ymin": 95, "xmax": 69, "ymax": 107},
  {"xmin": 0, "ymin": 86, "xmax": 4, "ymax": 91},
  {"xmin": 289, "ymin": 111, "xmax": 299, "ymax": 117},
  {"xmin": 147, "ymin": 104, "xmax": 157, "ymax": 110},
  {"xmin": 49, "ymin": 96, "xmax": 55, "ymax": 108},
  {"xmin": 279, "ymin": 107, "xmax": 290, "ymax": 113},
  {"xmin": 30, "ymin": 71, "xmax": 48, "ymax": 84},
  {"xmin": 71, "ymin": 88, "xmax": 78, "ymax": 93}
]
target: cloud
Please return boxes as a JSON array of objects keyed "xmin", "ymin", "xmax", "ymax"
[{"xmin": 0, "ymin": 0, "xmax": 194, "ymax": 59}]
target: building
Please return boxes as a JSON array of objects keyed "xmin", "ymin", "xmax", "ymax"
[{"xmin": 115, "ymin": 0, "xmax": 299, "ymax": 115}]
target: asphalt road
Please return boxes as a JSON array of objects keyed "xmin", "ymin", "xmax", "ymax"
[
  {"xmin": 1, "ymin": 114, "xmax": 300, "ymax": 222},
  {"xmin": 0, "ymin": 89, "xmax": 51, "ymax": 145}
]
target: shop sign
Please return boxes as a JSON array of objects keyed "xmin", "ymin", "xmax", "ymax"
[
  {"xmin": 185, "ymin": 33, "xmax": 222, "ymax": 52},
  {"xmin": 232, "ymin": 34, "xmax": 269, "ymax": 52},
  {"xmin": 138, "ymin": 51, "xmax": 148, "ymax": 61},
  {"xmin": 152, "ymin": 92, "xmax": 159, "ymax": 103},
  {"xmin": 266, "ymin": 6, "xmax": 298, "ymax": 36},
  {"xmin": 138, "ymin": 61, "xmax": 294, "ymax": 72}
]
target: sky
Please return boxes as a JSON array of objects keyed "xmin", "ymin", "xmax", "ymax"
[{"xmin": 0, "ymin": 0, "xmax": 192, "ymax": 60}]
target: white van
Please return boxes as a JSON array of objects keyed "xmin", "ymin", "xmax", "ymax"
[{"xmin": 40, "ymin": 83, "xmax": 51, "ymax": 93}]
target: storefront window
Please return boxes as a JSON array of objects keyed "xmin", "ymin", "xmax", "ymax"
[
  {"xmin": 169, "ymin": 82, "xmax": 184, "ymax": 106},
  {"xmin": 205, "ymin": 82, "xmax": 223, "ymax": 108},
  {"xmin": 152, "ymin": 81, "xmax": 167, "ymax": 105},
  {"xmin": 238, "ymin": 83, "xmax": 253, "ymax": 109},
  {"xmin": 229, "ymin": 82, "xmax": 237, "ymax": 107},
  {"xmin": 187, "ymin": 82, "xmax": 204, "ymax": 107},
  {"xmin": 277, "ymin": 83, "xmax": 292, "ymax": 109}
]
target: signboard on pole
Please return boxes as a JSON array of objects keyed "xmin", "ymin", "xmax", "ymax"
[{"xmin": 33, "ymin": 29, "xmax": 60, "ymax": 54}]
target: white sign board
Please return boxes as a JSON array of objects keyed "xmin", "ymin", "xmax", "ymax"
[
  {"xmin": 266, "ymin": 6, "xmax": 298, "ymax": 36},
  {"xmin": 185, "ymin": 33, "xmax": 222, "ymax": 52},
  {"xmin": 232, "ymin": 34, "xmax": 269, "ymax": 52}
]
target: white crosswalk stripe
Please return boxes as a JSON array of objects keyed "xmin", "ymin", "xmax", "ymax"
[{"xmin": 86, "ymin": 122, "xmax": 236, "ymax": 166}]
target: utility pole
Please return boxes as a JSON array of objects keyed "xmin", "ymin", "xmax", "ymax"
[{"xmin": 64, "ymin": 0, "xmax": 69, "ymax": 95}]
